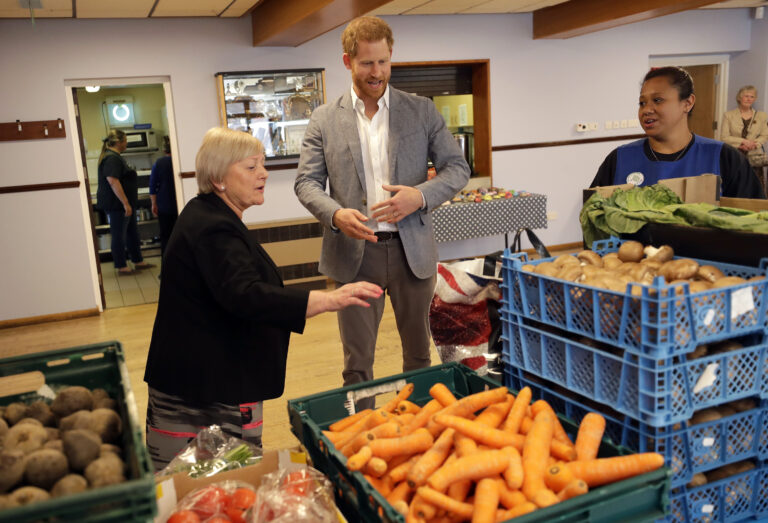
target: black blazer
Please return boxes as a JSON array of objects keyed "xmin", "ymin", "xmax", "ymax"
[{"xmin": 144, "ymin": 193, "xmax": 309, "ymax": 405}]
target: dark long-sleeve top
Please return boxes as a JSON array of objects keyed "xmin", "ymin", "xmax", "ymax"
[
  {"xmin": 144, "ymin": 192, "xmax": 310, "ymax": 405},
  {"xmin": 591, "ymin": 136, "xmax": 765, "ymax": 199},
  {"xmin": 149, "ymin": 155, "xmax": 178, "ymax": 215}
]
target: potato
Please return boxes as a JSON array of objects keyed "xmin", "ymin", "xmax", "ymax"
[
  {"xmin": 85, "ymin": 456, "xmax": 125, "ymax": 487},
  {"xmin": 15, "ymin": 417, "xmax": 43, "ymax": 427},
  {"xmin": 729, "ymin": 398, "xmax": 757, "ymax": 413},
  {"xmin": 706, "ymin": 461, "xmax": 754, "ymax": 483},
  {"xmin": 10, "ymin": 486, "xmax": 50, "ymax": 506},
  {"xmin": 686, "ymin": 344, "xmax": 708, "ymax": 361},
  {"xmin": 88, "ymin": 409, "xmax": 122, "ymax": 443},
  {"xmin": 59, "ymin": 410, "xmax": 93, "ymax": 432},
  {"xmin": 687, "ymin": 472, "xmax": 708, "ymax": 488},
  {"xmin": 4, "ymin": 423, "xmax": 48, "ymax": 454},
  {"xmin": 100, "ymin": 444, "xmax": 122, "ymax": 458},
  {"xmin": 24, "ymin": 448, "xmax": 69, "ymax": 490},
  {"xmin": 27, "ymin": 401, "xmax": 56, "ymax": 427},
  {"xmin": 51, "ymin": 474, "xmax": 88, "ymax": 497},
  {"xmin": 3, "ymin": 403, "xmax": 30, "ymax": 426},
  {"xmin": 63, "ymin": 429, "xmax": 102, "ymax": 472},
  {"xmin": 0, "ymin": 494, "xmax": 19, "ymax": 509},
  {"xmin": 44, "ymin": 440, "xmax": 64, "ymax": 452},
  {"xmin": 45, "ymin": 427, "xmax": 60, "ymax": 442},
  {"xmin": 690, "ymin": 408, "xmax": 722, "ymax": 426},
  {"xmin": 0, "ymin": 450, "xmax": 26, "ymax": 493},
  {"xmin": 0, "ymin": 418, "xmax": 8, "ymax": 440},
  {"xmin": 94, "ymin": 397, "xmax": 118, "ymax": 411},
  {"xmin": 91, "ymin": 389, "xmax": 110, "ymax": 401},
  {"xmin": 51, "ymin": 386, "xmax": 94, "ymax": 418}
]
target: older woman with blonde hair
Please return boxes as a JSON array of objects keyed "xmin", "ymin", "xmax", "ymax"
[
  {"xmin": 144, "ymin": 127, "xmax": 382, "ymax": 470},
  {"xmin": 721, "ymin": 85, "xmax": 768, "ymax": 194}
]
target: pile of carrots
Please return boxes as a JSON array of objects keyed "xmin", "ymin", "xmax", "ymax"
[{"xmin": 322, "ymin": 383, "xmax": 664, "ymax": 523}]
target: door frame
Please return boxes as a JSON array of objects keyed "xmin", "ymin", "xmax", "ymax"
[
  {"xmin": 649, "ymin": 54, "xmax": 730, "ymax": 140},
  {"xmin": 63, "ymin": 76, "xmax": 183, "ymax": 311}
]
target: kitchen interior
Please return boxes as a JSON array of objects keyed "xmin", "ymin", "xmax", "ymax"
[{"xmin": 76, "ymin": 84, "xmax": 169, "ymax": 308}]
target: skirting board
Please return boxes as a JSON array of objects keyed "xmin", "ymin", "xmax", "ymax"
[{"xmin": 0, "ymin": 308, "xmax": 99, "ymax": 330}]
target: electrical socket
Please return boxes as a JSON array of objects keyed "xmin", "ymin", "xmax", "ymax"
[
  {"xmin": 620, "ymin": 119, "xmax": 628, "ymax": 128},
  {"xmin": 546, "ymin": 211, "xmax": 558, "ymax": 220},
  {"xmin": 605, "ymin": 121, "xmax": 613, "ymax": 130},
  {"xmin": 576, "ymin": 123, "xmax": 588, "ymax": 132},
  {"xmin": 629, "ymin": 118, "xmax": 640, "ymax": 128},
  {"xmin": 588, "ymin": 122, "xmax": 599, "ymax": 131},
  {"xmin": 613, "ymin": 120, "xmax": 620, "ymax": 129}
]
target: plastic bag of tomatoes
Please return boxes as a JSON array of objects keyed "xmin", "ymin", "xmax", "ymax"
[
  {"xmin": 251, "ymin": 466, "xmax": 337, "ymax": 523},
  {"xmin": 167, "ymin": 480, "xmax": 257, "ymax": 523}
]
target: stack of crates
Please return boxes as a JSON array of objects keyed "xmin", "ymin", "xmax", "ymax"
[{"xmin": 500, "ymin": 237, "xmax": 768, "ymax": 523}]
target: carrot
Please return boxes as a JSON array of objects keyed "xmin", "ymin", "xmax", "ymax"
[
  {"xmin": 521, "ymin": 410, "xmax": 554, "ymax": 501},
  {"xmin": 427, "ymin": 448, "xmax": 511, "ymax": 492},
  {"xmin": 433, "ymin": 414, "xmax": 518, "ymax": 448},
  {"xmin": 416, "ymin": 486, "xmax": 474, "ymax": 519},
  {"xmin": 394, "ymin": 413, "xmax": 416, "ymax": 426},
  {"xmin": 398, "ymin": 400, "xmax": 421, "ymax": 415},
  {"xmin": 386, "ymin": 481, "xmax": 413, "ymax": 506},
  {"xmin": 391, "ymin": 499, "xmax": 409, "ymax": 516},
  {"xmin": 329, "ymin": 408, "xmax": 372, "ymax": 432},
  {"xmin": 364, "ymin": 474, "xmax": 391, "ymax": 497},
  {"xmin": 550, "ymin": 439, "xmax": 577, "ymax": 462},
  {"xmin": 410, "ymin": 493, "xmax": 437, "ymax": 520},
  {"xmin": 574, "ymin": 412, "xmax": 606, "ymax": 461},
  {"xmin": 502, "ymin": 386, "xmax": 531, "ymax": 434},
  {"xmin": 519, "ymin": 416, "xmax": 533, "ymax": 435},
  {"xmin": 347, "ymin": 445, "xmax": 372, "ymax": 471},
  {"xmin": 531, "ymin": 489, "xmax": 559, "ymax": 508},
  {"xmin": 383, "ymin": 383, "xmax": 416, "ymax": 413},
  {"xmin": 427, "ymin": 387, "xmax": 509, "ymax": 435},
  {"xmin": 447, "ymin": 478, "xmax": 473, "ymax": 503},
  {"xmin": 544, "ymin": 463, "xmax": 576, "ymax": 492},
  {"xmin": 495, "ymin": 479, "xmax": 527, "ymax": 509},
  {"xmin": 502, "ymin": 446, "xmax": 523, "ymax": 490},
  {"xmin": 370, "ymin": 420, "xmax": 403, "ymax": 439},
  {"xmin": 472, "ymin": 478, "xmax": 500, "ymax": 523},
  {"xmin": 557, "ymin": 479, "xmax": 588, "ymax": 501},
  {"xmin": 407, "ymin": 428, "xmax": 456, "ymax": 487},
  {"xmin": 564, "ymin": 453, "xmax": 665, "ymax": 487},
  {"xmin": 495, "ymin": 502, "xmax": 537, "ymax": 521},
  {"xmin": 364, "ymin": 456, "xmax": 388, "ymax": 477},
  {"xmin": 369, "ymin": 428, "xmax": 434, "ymax": 460},
  {"xmin": 340, "ymin": 430, "xmax": 375, "ymax": 457},
  {"xmin": 531, "ymin": 400, "xmax": 574, "ymax": 447},
  {"xmin": 430, "ymin": 383, "xmax": 458, "ymax": 407},
  {"xmin": 322, "ymin": 430, "xmax": 356, "ymax": 448},
  {"xmin": 474, "ymin": 395, "xmax": 514, "ymax": 428},
  {"xmin": 403, "ymin": 399, "xmax": 443, "ymax": 435},
  {"xmin": 343, "ymin": 407, "xmax": 387, "ymax": 435},
  {"xmin": 386, "ymin": 454, "xmax": 422, "ymax": 484},
  {"xmin": 454, "ymin": 432, "xmax": 478, "ymax": 458}
]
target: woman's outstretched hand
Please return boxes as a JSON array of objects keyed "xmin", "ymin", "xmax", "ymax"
[{"xmin": 306, "ymin": 281, "xmax": 383, "ymax": 318}]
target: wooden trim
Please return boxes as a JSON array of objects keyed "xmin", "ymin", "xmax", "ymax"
[
  {"xmin": 522, "ymin": 241, "xmax": 583, "ymax": 256},
  {"xmin": 0, "ymin": 181, "xmax": 80, "ymax": 195},
  {"xmin": 0, "ymin": 119, "xmax": 66, "ymax": 141},
  {"xmin": 471, "ymin": 60, "xmax": 491, "ymax": 178},
  {"xmin": 216, "ymin": 74, "xmax": 227, "ymax": 127},
  {"xmin": 180, "ymin": 171, "xmax": 195, "ymax": 179},
  {"xmin": 493, "ymin": 134, "xmax": 645, "ymax": 152},
  {"xmin": 0, "ymin": 308, "xmax": 99, "ymax": 330}
]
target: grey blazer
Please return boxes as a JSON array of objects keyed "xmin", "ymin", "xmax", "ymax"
[{"xmin": 295, "ymin": 87, "xmax": 470, "ymax": 282}]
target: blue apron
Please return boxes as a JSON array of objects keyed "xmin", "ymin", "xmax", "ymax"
[{"xmin": 613, "ymin": 135, "xmax": 721, "ymax": 187}]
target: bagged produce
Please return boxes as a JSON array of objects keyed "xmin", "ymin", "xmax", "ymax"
[
  {"xmin": 251, "ymin": 466, "xmax": 336, "ymax": 523},
  {"xmin": 166, "ymin": 480, "xmax": 257, "ymax": 523},
  {"xmin": 157, "ymin": 425, "xmax": 261, "ymax": 479}
]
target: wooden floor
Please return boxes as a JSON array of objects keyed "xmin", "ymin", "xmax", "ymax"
[{"xmin": 0, "ymin": 295, "xmax": 438, "ymax": 452}]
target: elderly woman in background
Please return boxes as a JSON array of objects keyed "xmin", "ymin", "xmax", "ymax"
[
  {"xmin": 721, "ymin": 85, "xmax": 768, "ymax": 195},
  {"xmin": 96, "ymin": 129, "xmax": 155, "ymax": 274},
  {"xmin": 143, "ymin": 127, "xmax": 382, "ymax": 470}
]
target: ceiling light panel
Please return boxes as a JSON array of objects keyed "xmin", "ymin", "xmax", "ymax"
[
  {"xmin": 77, "ymin": 0, "xmax": 154, "ymax": 18},
  {"xmin": 0, "ymin": 0, "xmax": 70, "ymax": 18}
]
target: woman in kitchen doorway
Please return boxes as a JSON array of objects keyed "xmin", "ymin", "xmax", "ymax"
[
  {"xmin": 590, "ymin": 66, "xmax": 764, "ymax": 198},
  {"xmin": 143, "ymin": 127, "xmax": 382, "ymax": 471},
  {"xmin": 149, "ymin": 136, "xmax": 178, "ymax": 264},
  {"xmin": 96, "ymin": 129, "xmax": 156, "ymax": 275}
]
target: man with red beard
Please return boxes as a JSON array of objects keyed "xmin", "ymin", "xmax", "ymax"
[{"xmin": 295, "ymin": 16, "xmax": 470, "ymax": 409}]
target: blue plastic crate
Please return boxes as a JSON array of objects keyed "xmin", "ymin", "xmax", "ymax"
[
  {"xmin": 504, "ymin": 368, "xmax": 768, "ymax": 489},
  {"xmin": 502, "ymin": 315, "xmax": 768, "ymax": 426},
  {"xmin": 501, "ymin": 237, "xmax": 768, "ymax": 359},
  {"xmin": 667, "ymin": 462, "xmax": 768, "ymax": 522}
]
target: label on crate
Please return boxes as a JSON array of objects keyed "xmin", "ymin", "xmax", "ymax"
[
  {"xmin": 702, "ymin": 308, "xmax": 716, "ymax": 326},
  {"xmin": 692, "ymin": 363, "xmax": 719, "ymax": 394},
  {"xmin": 701, "ymin": 504, "xmax": 715, "ymax": 514},
  {"xmin": 731, "ymin": 287, "xmax": 755, "ymax": 320},
  {"xmin": 701, "ymin": 437, "xmax": 715, "ymax": 447}
]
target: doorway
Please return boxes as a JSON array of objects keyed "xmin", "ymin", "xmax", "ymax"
[
  {"xmin": 649, "ymin": 55, "xmax": 729, "ymax": 140},
  {"xmin": 65, "ymin": 77, "xmax": 182, "ymax": 311}
]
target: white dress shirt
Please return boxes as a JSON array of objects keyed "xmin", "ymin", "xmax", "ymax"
[{"xmin": 351, "ymin": 85, "xmax": 396, "ymax": 232}]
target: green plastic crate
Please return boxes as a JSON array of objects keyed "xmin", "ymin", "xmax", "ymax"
[
  {"xmin": 0, "ymin": 341, "xmax": 157, "ymax": 523},
  {"xmin": 288, "ymin": 362, "xmax": 670, "ymax": 523}
]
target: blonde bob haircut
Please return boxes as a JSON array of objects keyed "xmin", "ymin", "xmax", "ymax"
[
  {"xmin": 341, "ymin": 16, "xmax": 393, "ymax": 58},
  {"xmin": 195, "ymin": 127, "xmax": 264, "ymax": 194},
  {"xmin": 736, "ymin": 85, "xmax": 757, "ymax": 104}
]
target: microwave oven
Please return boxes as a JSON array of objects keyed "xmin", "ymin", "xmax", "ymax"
[{"xmin": 122, "ymin": 129, "xmax": 158, "ymax": 152}]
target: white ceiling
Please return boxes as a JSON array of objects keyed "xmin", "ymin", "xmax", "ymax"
[{"xmin": 1, "ymin": 0, "xmax": 766, "ymax": 19}]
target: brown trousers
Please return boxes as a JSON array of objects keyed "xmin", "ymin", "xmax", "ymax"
[{"xmin": 336, "ymin": 237, "xmax": 436, "ymax": 411}]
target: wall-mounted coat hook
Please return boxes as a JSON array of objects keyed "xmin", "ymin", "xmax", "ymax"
[{"xmin": 1, "ymin": 119, "xmax": 66, "ymax": 142}]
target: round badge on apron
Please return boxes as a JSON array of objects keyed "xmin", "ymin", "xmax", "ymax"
[{"xmin": 626, "ymin": 172, "xmax": 645, "ymax": 185}]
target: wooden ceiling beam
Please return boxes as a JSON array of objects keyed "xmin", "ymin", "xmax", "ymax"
[
  {"xmin": 532, "ymin": 0, "xmax": 723, "ymax": 39},
  {"xmin": 251, "ymin": 0, "xmax": 393, "ymax": 47}
]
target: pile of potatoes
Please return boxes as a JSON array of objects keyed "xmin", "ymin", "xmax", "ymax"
[
  {"xmin": 522, "ymin": 241, "xmax": 762, "ymax": 295},
  {"xmin": 0, "ymin": 386, "xmax": 126, "ymax": 510}
]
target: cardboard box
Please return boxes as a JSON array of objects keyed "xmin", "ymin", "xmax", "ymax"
[{"xmin": 583, "ymin": 174, "xmax": 721, "ymax": 204}]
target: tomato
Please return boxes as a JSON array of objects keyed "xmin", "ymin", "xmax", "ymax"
[
  {"xmin": 282, "ymin": 470, "xmax": 311, "ymax": 496},
  {"xmin": 191, "ymin": 486, "xmax": 227, "ymax": 519},
  {"xmin": 229, "ymin": 488, "xmax": 256, "ymax": 511},
  {"xmin": 166, "ymin": 510, "xmax": 201, "ymax": 523},
  {"xmin": 205, "ymin": 517, "xmax": 231, "ymax": 523},
  {"xmin": 223, "ymin": 507, "xmax": 246, "ymax": 523}
]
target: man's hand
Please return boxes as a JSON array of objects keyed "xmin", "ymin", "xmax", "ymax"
[
  {"xmin": 333, "ymin": 208, "xmax": 377, "ymax": 242},
  {"xmin": 371, "ymin": 184, "xmax": 423, "ymax": 223}
]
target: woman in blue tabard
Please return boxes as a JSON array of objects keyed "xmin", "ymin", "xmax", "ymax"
[{"xmin": 591, "ymin": 66, "xmax": 765, "ymax": 199}]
